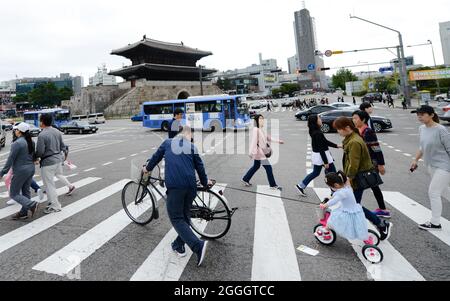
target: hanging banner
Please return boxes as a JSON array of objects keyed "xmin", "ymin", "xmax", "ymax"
[{"xmin": 409, "ymin": 68, "xmax": 450, "ymax": 81}]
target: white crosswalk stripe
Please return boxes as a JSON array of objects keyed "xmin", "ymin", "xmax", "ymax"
[
  {"xmin": 0, "ymin": 179, "xmax": 128, "ymax": 255},
  {"xmin": 33, "ymin": 185, "xmax": 164, "ymax": 277},
  {"xmin": 383, "ymin": 191, "xmax": 450, "ymax": 247},
  {"xmin": 251, "ymin": 186, "xmax": 301, "ymax": 281},
  {"xmin": 130, "ymin": 185, "xmax": 227, "ymax": 281}
]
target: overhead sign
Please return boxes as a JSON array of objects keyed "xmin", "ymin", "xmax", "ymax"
[
  {"xmin": 379, "ymin": 67, "xmax": 394, "ymax": 73},
  {"xmin": 409, "ymin": 68, "xmax": 450, "ymax": 81},
  {"xmin": 325, "ymin": 50, "xmax": 333, "ymax": 57},
  {"xmin": 307, "ymin": 64, "xmax": 316, "ymax": 71}
]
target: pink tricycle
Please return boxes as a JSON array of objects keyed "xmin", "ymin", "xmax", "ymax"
[{"xmin": 314, "ymin": 198, "xmax": 384, "ymax": 264}]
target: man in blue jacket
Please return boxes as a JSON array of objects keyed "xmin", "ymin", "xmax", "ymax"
[
  {"xmin": 143, "ymin": 126, "xmax": 212, "ymax": 267},
  {"xmin": 168, "ymin": 109, "xmax": 184, "ymax": 139}
]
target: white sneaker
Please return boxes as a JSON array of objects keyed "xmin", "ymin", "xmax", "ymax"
[
  {"xmin": 6, "ymin": 199, "xmax": 17, "ymax": 206},
  {"xmin": 37, "ymin": 189, "xmax": 45, "ymax": 201}
]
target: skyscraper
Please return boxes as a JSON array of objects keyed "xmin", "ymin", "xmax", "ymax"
[
  {"xmin": 440, "ymin": 21, "xmax": 450, "ymax": 66},
  {"xmin": 293, "ymin": 8, "xmax": 326, "ymax": 88}
]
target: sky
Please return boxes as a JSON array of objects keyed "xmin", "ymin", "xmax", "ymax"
[{"xmin": 1, "ymin": 0, "xmax": 449, "ymax": 85}]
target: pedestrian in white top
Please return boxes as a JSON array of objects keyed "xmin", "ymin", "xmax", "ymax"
[{"xmin": 411, "ymin": 106, "xmax": 450, "ymax": 231}]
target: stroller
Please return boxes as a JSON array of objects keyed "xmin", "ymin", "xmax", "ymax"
[{"xmin": 314, "ymin": 198, "xmax": 384, "ymax": 264}]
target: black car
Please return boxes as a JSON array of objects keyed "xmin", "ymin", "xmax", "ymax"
[
  {"xmin": 13, "ymin": 122, "xmax": 41, "ymax": 137},
  {"xmin": 319, "ymin": 110, "xmax": 393, "ymax": 133},
  {"xmin": 295, "ymin": 105, "xmax": 336, "ymax": 121},
  {"xmin": 362, "ymin": 92, "xmax": 383, "ymax": 103},
  {"xmin": 60, "ymin": 121, "xmax": 98, "ymax": 134}
]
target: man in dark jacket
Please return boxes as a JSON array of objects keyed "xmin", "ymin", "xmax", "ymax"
[
  {"xmin": 143, "ymin": 126, "xmax": 212, "ymax": 267},
  {"xmin": 168, "ymin": 109, "xmax": 184, "ymax": 139}
]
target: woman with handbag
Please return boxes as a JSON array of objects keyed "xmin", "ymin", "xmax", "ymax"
[
  {"xmin": 411, "ymin": 106, "xmax": 450, "ymax": 231},
  {"xmin": 352, "ymin": 110, "xmax": 391, "ymax": 219},
  {"xmin": 296, "ymin": 115, "xmax": 341, "ymax": 197},
  {"xmin": 242, "ymin": 114, "xmax": 284, "ymax": 191},
  {"xmin": 333, "ymin": 117, "xmax": 392, "ymax": 241}
]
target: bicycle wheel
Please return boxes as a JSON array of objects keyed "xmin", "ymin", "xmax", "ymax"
[
  {"xmin": 122, "ymin": 181, "xmax": 156, "ymax": 225},
  {"xmin": 190, "ymin": 189, "xmax": 231, "ymax": 240}
]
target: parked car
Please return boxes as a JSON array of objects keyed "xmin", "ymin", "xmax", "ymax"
[
  {"xmin": 250, "ymin": 102, "xmax": 265, "ymax": 110},
  {"xmin": 131, "ymin": 113, "xmax": 144, "ymax": 122},
  {"xmin": 362, "ymin": 92, "xmax": 383, "ymax": 103},
  {"xmin": 295, "ymin": 105, "xmax": 336, "ymax": 121},
  {"xmin": 434, "ymin": 93, "xmax": 449, "ymax": 101},
  {"xmin": 329, "ymin": 102, "xmax": 359, "ymax": 111},
  {"xmin": 319, "ymin": 110, "xmax": 393, "ymax": 133},
  {"xmin": 60, "ymin": 121, "xmax": 98, "ymax": 134},
  {"xmin": 88, "ymin": 113, "xmax": 106, "ymax": 124},
  {"xmin": 281, "ymin": 99, "xmax": 295, "ymax": 107},
  {"xmin": 1, "ymin": 121, "xmax": 13, "ymax": 131},
  {"xmin": 14, "ymin": 122, "xmax": 41, "ymax": 137},
  {"xmin": 72, "ymin": 115, "xmax": 89, "ymax": 122},
  {"xmin": 436, "ymin": 103, "xmax": 450, "ymax": 122}
]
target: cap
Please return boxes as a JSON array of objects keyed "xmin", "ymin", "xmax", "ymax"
[
  {"xmin": 15, "ymin": 122, "xmax": 30, "ymax": 133},
  {"xmin": 411, "ymin": 105, "xmax": 435, "ymax": 115}
]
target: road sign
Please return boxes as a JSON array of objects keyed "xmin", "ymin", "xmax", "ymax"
[
  {"xmin": 307, "ymin": 64, "xmax": 316, "ymax": 71},
  {"xmin": 379, "ymin": 67, "xmax": 394, "ymax": 73},
  {"xmin": 325, "ymin": 50, "xmax": 333, "ymax": 57}
]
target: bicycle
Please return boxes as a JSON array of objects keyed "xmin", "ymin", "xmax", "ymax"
[{"xmin": 121, "ymin": 163, "xmax": 238, "ymax": 240}]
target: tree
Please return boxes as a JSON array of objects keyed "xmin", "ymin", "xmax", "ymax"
[
  {"xmin": 272, "ymin": 83, "xmax": 299, "ymax": 96},
  {"xmin": 59, "ymin": 86, "xmax": 74, "ymax": 101},
  {"xmin": 331, "ymin": 69, "xmax": 358, "ymax": 90},
  {"xmin": 216, "ymin": 78, "xmax": 234, "ymax": 91},
  {"xmin": 13, "ymin": 93, "xmax": 29, "ymax": 103},
  {"xmin": 27, "ymin": 83, "xmax": 73, "ymax": 107}
]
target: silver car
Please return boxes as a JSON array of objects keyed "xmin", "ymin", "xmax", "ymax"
[{"xmin": 436, "ymin": 102, "xmax": 450, "ymax": 122}]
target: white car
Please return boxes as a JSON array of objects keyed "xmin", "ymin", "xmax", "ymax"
[
  {"xmin": 329, "ymin": 102, "xmax": 359, "ymax": 111},
  {"xmin": 436, "ymin": 103, "xmax": 450, "ymax": 122},
  {"xmin": 88, "ymin": 113, "xmax": 106, "ymax": 124},
  {"xmin": 434, "ymin": 94, "xmax": 448, "ymax": 101}
]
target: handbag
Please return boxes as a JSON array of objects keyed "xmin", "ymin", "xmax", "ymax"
[
  {"xmin": 355, "ymin": 170, "xmax": 384, "ymax": 190},
  {"xmin": 257, "ymin": 130, "xmax": 272, "ymax": 158}
]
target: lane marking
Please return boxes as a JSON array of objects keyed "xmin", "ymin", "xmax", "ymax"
[
  {"xmin": 84, "ymin": 168, "xmax": 96, "ymax": 172},
  {"xmin": 102, "ymin": 162, "xmax": 113, "ymax": 166}
]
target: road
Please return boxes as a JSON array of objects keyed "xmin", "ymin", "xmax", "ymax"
[{"xmin": 0, "ymin": 105, "xmax": 449, "ymax": 281}]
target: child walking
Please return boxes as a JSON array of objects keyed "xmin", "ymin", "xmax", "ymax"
[{"xmin": 318, "ymin": 171, "xmax": 369, "ymax": 241}]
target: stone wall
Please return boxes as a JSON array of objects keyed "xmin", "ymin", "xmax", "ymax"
[
  {"xmin": 104, "ymin": 80, "xmax": 223, "ymax": 117},
  {"xmin": 63, "ymin": 85, "xmax": 129, "ymax": 115}
]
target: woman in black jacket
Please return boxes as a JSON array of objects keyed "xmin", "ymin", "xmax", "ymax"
[{"xmin": 296, "ymin": 115, "xmax": 342, "ymax": 197}]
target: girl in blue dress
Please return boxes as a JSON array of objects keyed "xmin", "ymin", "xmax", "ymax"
[{"xmin": 320, "ymin": 171, "xmax": 369, "ymax": 241}]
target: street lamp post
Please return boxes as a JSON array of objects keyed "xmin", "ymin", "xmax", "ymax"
[
  {"xmin": 350, "ymin": 15, "xmax": 411, "ymax": 107},
  {"xmin": 199, "ymin": 65, "xmax": 204, "ymax": 96}
]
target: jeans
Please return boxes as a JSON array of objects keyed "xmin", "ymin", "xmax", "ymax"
[
  {"xmin": 427, "ymin": 167, "xmax": 450, "ymax": 225},
  {"xmin": 167, "ymin": 188, "xmax": 203, "ymax": 255},
  {"xmin": 31, "ymin": 179, "xmax": 40, "ymax": 193},
  {"xmin": 353, "ymin": 188, "xmax": 383, "ymax": 228},
  {"xmin": 10, "ymin": 167, "xmax": 36, "ymax": 215},
  {"xmin": 243, "ymin": 160, "xmax": 277, "ymax": 187},
  {"xmin": 299, "ymin": 163, "xmax": 336, "ymax": 189},
  {"xmin": 371, "ymin": 185, "xmax": 387, "ymax": 210}
]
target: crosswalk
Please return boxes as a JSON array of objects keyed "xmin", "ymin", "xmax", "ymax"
[{"xmin": 0, "ymin": 173, "xmax": 448, "ymax": 281}]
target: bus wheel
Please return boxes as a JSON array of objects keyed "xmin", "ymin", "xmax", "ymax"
[
  {"xmin": 210, "ymin": 121, "xmax": 222, "ymax": 133},
  {"xmin": 161, "ymin": 122, "xmax": 169, "ymax": 132}
]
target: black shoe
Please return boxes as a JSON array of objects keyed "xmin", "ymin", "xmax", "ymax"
[
  {"xmin": 197, "ymin": 241, "xmax": 208, "ymax": 267},
  {"xmin": 296, "ymin": 185, "xmax": 307, "ymax": 197},
  {"xmin": 153, "ymin": 208, "xmax": 159, "ymax": 220},
  {"xmin": 29, "ymin": 202, "xmax": 39, "ymax": 218},
  {"xmin": 379, "ymin": 221, "xmax": 393, "ymax": 241},
  {"xmin": 419, "ymin": 222, "xmax": 442, "ymax": 231},
  {"xmin": 11, "ymin": 212, "xmax": 29, "ymax": 221}
]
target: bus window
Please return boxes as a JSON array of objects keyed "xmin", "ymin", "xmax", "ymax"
[
  {"xmin": 144, "ymin": 104, "xmax": 174, "ymax": 115},
  {"xmin": 174, "ymin": 103, "xmax": 185, "ymax": 113},
  {"xmin": 195, "ymin": 101, "xmax": 223, "ymax": 113},
  {"xmin": 24, "ymin": 114, "xmax": 36, "ymax": 123}
]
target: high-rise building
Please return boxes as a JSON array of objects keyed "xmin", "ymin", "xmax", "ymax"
[
  {"xmin": 288, "ymin": 55, "xmax": 299, "ymax": 74},
  {"xmin": 89, "ymin": 64, "xmax": 117, "ymax": 86},
  {"xmin": 440, "ymin": 21, "xmax": 450, "ymax": 66},
  {"xmin": 293, "ymin": 8, "xmax": 327, "ymax": 88},
  {"xmin": 72, "ymin": 76, "xmax": 84, "ymax": 95}
]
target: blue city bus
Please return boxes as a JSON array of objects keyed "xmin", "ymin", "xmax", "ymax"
[
  {"xmin": 23, "ymin": 109, "xmax": 71, "ymax": 129},
  {"xmin": 142, "ymin": 95, "xmax": 251, "ymax": 132}
]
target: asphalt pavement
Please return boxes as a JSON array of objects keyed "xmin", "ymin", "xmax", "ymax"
[{"xmin": 0, "ymin": 104, "xmax": 449, "ymax": 281}]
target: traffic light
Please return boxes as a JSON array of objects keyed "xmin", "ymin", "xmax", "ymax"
[
  {"xmin": 320, "ymin": 68, "xmax": 331, "ymax": 71},
  {"xmin": 332, "ymin": 51, "xmax": 344, "ymax": 55},
  {"xmin": 296, "ymin": 69, "xmax": 308, "ymax": 74}
]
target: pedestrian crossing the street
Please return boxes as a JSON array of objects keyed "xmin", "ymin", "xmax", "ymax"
[{"xmin": 0, "ymin": 173, "xmax": 448, "ymax": 281}]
